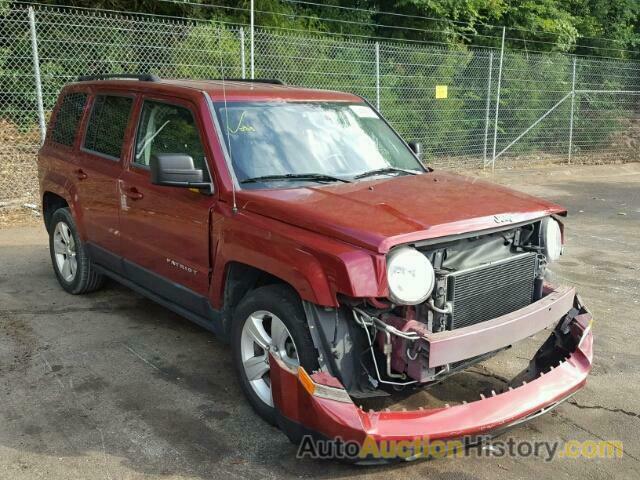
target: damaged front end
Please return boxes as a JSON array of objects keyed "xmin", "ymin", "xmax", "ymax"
[
  {"xmin": 271, "ymin": 217, "xmax": 594, "ymax": 460},
  {"xmin": 270, "ymin": 301, "xmax": 592, "ymax": 461}
]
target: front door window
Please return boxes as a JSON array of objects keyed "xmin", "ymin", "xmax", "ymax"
[{"xmin": 134, "ymin": 100, "xmax": 208, "ymax": 181}]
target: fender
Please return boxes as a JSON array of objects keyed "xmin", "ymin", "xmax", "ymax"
[
  {"xmin": 39, "ymin": 155, "xmax": 86, "ymax": 240},
  {"xmin": 209, "ymin": 205, "xmax": 386, "ymax": 309}
]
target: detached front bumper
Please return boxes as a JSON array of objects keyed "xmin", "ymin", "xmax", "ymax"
[{"xmin": 270, "ymin": 292, "xmax": 593, "ymax": 456}]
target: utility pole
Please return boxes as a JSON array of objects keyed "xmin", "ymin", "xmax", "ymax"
[
  {"xmin": 568, "ymin": 57, "xmax": 577, "ymax": 164},
  {"xmin": 483, "ymin": 51, "xmax": 494, "ymax": 167},
  {"xmin": 28, "ymin": 7, "xmax": 46, "ymax": 145},
  {"xmin": 250, "ymin": 0, "xmax": 255, "ymax": 79},
  {"xmin": 375, "ymin": 42, "xmax": 380, "ymax": 110},
  {"xmin": 491, "ymin": 27, "xmax": 506, "ymax": 171},
  {"xmin": 240, "ymin": 27, "xmax": 246, "ymax": 79}
]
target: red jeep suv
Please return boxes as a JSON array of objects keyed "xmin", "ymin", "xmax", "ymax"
[{"xmin": 38, "ymin": 74, "xmax": 593, "ymax": 460}]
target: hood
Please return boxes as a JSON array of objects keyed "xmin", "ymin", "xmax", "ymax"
[{"xmin": 238, "ymin": 172, "xmax": 566, "ymax": 253}]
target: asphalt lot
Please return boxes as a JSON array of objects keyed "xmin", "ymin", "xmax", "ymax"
[{"xmin": 1, "ymin": 163, "xmax": 639, "ymax": 479}]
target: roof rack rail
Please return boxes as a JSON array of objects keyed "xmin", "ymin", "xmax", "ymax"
[
  {"xmin": 77, "ymin": 73, "xmax": 160, "ymax": 82},
  {"xmin": 212, "ymin": 78, "xmax": 285, "ymax": 85}
]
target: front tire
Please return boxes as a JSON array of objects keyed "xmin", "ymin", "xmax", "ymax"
[
  {"xmin": 231, "ymin": 284, "xmax": 318, "ymax": 424},
  {"xmin": 48, "ymin": 208, "xmax": 104, "ymax": 294}
]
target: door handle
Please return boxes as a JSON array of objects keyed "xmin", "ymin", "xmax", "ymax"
[
  {"xmin": 126, "ymin": 188, "xmax": 144, "ymax": 200},
  {"xmin": 75, "ymin": 168, "xmax": 88, "ymax": 180}
]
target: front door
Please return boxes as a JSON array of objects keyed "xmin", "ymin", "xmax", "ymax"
[{"xmin": 118, "ymin": 97, "xmax": 214, "ymax": 317}]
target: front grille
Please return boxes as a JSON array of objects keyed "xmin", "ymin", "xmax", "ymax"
[{"xmin": 447, "ymin": 252, "xmax": 536, "ymax": 329}]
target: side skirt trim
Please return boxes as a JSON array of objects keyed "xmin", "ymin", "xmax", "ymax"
[
  {"xmin": 86, "ymin": 242, "xmax": 226, "ymax": 338},
  {"xmin": 94, "ymin": 264, "xmax": 224, "ymax": 337}
]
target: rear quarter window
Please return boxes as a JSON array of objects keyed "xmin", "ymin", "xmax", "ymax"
[
  {"xmin": 83, "ymin": 95, "xmax": 133, "ymax": 159},
  {"xmin": 49, "ymin": 92, "xmax": 87, "ymax": 147}
]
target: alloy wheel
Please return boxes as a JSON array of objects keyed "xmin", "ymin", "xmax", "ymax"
[
  {"xmin": 53, "ymin": 221, "xmax": 77, "ymax": 282},
  {"xmin": 240, "ymin": 310, "xmax": 299, "ymax": 407}
]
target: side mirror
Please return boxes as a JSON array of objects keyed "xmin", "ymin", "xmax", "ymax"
[
  {"xmin": 408, "ymin": 141, "xmax": 422, "ymax": 158},
  {"xmin": 150, "ymin": 154, "xmax": 211, "ymax": 192}
]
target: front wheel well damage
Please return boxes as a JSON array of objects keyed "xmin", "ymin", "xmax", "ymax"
[
  {"xmin": 302, "ymin": 301, "xmax": 377, "ymax": 397},
  {"xmin": 219, "ymin": 263, "xmax": 364, "ymax": 392},
  {"xmin": 221, "ymin": 262, "xmax": 291, "ymax": 337}
]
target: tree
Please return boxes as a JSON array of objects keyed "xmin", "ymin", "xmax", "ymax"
[{"xmin": 12, "ymin": 0, "xmax": 638, "ymax": 59}]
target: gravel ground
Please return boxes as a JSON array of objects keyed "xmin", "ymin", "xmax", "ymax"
[{"xmin": 1, "ymin": 163, "xmax": 639, "ymax": 479}]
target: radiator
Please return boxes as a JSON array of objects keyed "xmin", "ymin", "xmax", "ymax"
[{"xmin": 446, "ymin": 252, "xmax": 537, "ymax": 330}]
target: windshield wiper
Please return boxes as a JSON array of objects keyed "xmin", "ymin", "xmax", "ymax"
[
  {"xmin": 354, "ymin": 167, "xmax": 421, "ymax": 180},
  {"xmin": 240, "ymin": 173, "xmax": 351, "ymax": 184}
]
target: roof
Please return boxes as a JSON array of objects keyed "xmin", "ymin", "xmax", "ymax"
[{"xmin": 71, "ymin": 78, "xmax": 363, "ymax": 103}]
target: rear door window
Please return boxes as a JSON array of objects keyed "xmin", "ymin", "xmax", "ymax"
[
  {"xmin": 133, "ymin": 100, "xmax": 208, "ymax": 179},
  {"xmin": 83, "ymin": 95, "xmax": 133, "ymax": 160},
  {"xmin": 49, "ymin": 92, "xmax": 87, "ymax": 147}
]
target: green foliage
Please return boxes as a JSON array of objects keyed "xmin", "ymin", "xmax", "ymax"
[
  {"xmin": 497, "ymin": 52, "xmax": 573, "ymax": 153},
  {"xmin": 0, "ymin": 8, "xmax": 39, "ymax": 128},
  {"xmin": 0, "ymin": 0, "xmax": 636, "ymax": 159},
  {"xmin": 378, "ymin": 45, "xmax": 479, "ymax": 159},
  {"xmin": 172, "ymin": 22, "xmax": 244, "ymax": 79},
  {"xmin": 18, "ymin": 0, "xmax": 639, "ymax": 58}
]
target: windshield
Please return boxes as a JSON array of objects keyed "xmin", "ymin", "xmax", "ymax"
[{"xmin": 213, "ymin": 101, "xmax": 424, "ymax": 188}]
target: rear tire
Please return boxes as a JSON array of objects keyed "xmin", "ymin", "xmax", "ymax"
[
  {"xmin": 231, "ymin": 284, "xmax": 318, "ymax": 425},
  {"xmin": 48, "ymin": 208, "xmax": 104, "ymax": 294}
]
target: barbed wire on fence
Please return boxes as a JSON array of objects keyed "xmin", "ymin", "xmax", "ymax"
[{"xmin": 0, "ymin": 4, "xmax": 638, "ymax": 205}]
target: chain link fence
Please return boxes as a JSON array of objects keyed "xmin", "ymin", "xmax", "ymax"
[{"xmin": 1, "ymin": 5, "xmax": 639, "ymax": 206}]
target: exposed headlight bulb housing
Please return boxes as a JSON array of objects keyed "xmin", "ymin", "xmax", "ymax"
[
  {"xmin": 386, "ymin": 246, "xmax": 435, "ymax": 305},
  {"xmin": 540, "ymin": 217, "xmax": 563, "ymax": 263}
]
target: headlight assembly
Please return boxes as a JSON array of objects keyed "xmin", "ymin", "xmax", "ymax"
[
  {"xmin": 386, "ymin": 246, "xmax": 435, "ymax": 305},
  {"xmin": 540, "ymin": 217, "xmax": 562, "ymax": 263}
]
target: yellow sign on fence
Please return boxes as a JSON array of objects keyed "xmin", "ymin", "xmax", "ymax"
[{"xmin": 435, "ymin": 85, "xmax": 448, "ymax": 99}]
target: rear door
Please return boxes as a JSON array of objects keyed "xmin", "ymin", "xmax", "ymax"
[
  {"xmin": 40, "ymin": 89, "xmax": 90, "ymax": 217},
  {"xmin": 75, "ymin": 92, "xmax": 135, "ymax": 266},
  {"xmin": 118, "ymin": 95, "xmax": 214, "ymax": 316}
]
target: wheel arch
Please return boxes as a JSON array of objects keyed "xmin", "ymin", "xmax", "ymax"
[
  {"xmin": 222, "ymin": 263, "xmax": 373, "ymax": 398},
  {"xmin": 219, "ymin": 261, "xmax": 302, "ymax": 338},
  {"xmin": 41, "ymin": 182, "xmax": 85, "ymax": 239},
  {"xmin": 42, "ymin": 191, "xmax": 70, "ymax": 232}
]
